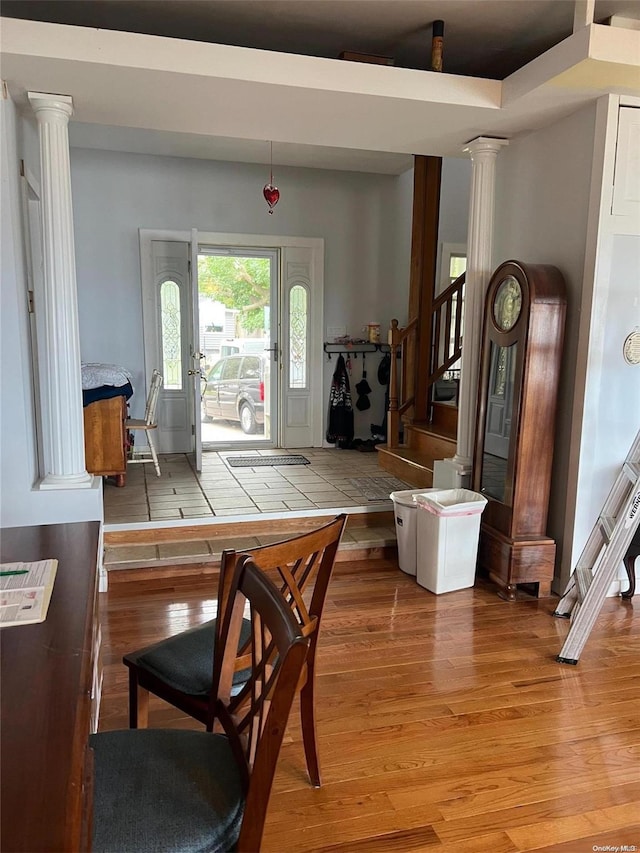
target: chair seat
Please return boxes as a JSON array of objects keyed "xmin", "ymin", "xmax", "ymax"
[
  {"xmin": 90, "ymin": 729, "xmax": 244, "ymax": 853},
  {"xmin": 127, "ymin": 619, "xmax": 252, "ymax": 697}
]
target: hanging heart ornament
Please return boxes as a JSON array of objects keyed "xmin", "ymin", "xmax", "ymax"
[{"xmin": 263, "ymin": 183, "xmax": 280, "ymax": 214}]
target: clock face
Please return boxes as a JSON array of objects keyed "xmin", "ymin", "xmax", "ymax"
[
  {"xmin": 493, "ymin": 276, "xmax": 522, "ymax": 332},
  {"xmin": 623, "ymin": 330, "xmax": 640, "ymax": 365}
]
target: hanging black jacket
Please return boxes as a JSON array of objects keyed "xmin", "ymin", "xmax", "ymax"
[{"xmin": 326, "ymin": 355, "xmax": 354, "ymax": 447}]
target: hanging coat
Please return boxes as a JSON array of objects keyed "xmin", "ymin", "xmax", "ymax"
[{"xmin": 326, "ymin": 355, "xmax": 354, "ymax": 447}]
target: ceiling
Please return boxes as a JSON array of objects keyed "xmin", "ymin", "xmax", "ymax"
[
  {"xmin": 3, "ymin": 0, "xmax": 639, "ymax": 78},
  {"xmin": 2, "ymin": 1, "xmax": 639, "ymax": 173}
]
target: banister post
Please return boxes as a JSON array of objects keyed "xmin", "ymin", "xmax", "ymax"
[{"xmin": 387, "ymin": 320, "xmax": 399, "ymax": 448}]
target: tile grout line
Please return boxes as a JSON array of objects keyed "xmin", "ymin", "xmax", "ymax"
[{"xmin": 185, "ymin": 452, "xmax": 217, "ymax": 519}]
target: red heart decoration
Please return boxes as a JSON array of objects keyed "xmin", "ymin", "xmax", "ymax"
[{"xmin": 263, "ymin": 183, "xmax": 280, "ymax": 211}]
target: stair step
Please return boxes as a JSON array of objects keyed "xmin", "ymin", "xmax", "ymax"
[
  {"xmin": 431, "ymin": 402, "xmax": 458, "ymax": 436},
  {"xmin": 376, "ymin": 446, "xmax": 434, "ymax": 488},
  {"xmin": 104, "ymin": 524, "xmax": 397, "ymax": 573},
  {"xmin": 404, "ymin": 423, "xmax": 457, "ymax": 457}
]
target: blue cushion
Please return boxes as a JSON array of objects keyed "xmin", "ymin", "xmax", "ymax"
[
  {"xmin": 135, "ymin": 619, "xmax": 251, "ymax": 697},
  {"xmin": 90, "ymin": 729, "xmax": 244, "ymax": 853}
]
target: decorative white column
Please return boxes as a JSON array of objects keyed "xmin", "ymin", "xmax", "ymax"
[
  {"xmin": 28, "ymin": 92, "xmax": 92, "ymax": 489},
  {"xmin": 434, "ymin": 136, "xmax": 508, "ymax": 489}
]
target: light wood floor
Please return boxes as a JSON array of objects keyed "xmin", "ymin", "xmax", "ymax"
[{"xmin": 99, "ymin": 559, "xmax": 640, "ymax": 852}]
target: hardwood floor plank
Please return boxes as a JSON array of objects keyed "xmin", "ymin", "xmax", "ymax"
[
  {"xmin": 532, "ymin": 824, "xmax": 640, "ymax": 851},
  {"xmin": 505, "ymin": 803, "xmax": 640, "ymax": 849},
  {"xmin": 305, "ymin": 823, "xmax": 441, "ymax": 852}
]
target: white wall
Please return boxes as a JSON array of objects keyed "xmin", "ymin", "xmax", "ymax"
[
  {"xmin": 70, "ymin": 148, "xmax": 411, "ymax": 439},
  {"xmin": 70, "ymin": 148, "xmax": 468, "ymax": 442},
  {"xmin": 0, "ymin": 94, "xmax": 103, "ymax": 528},
  {"xmin": 436, "ymin": 156, "xmax": 472, "ymax": 289},
  {"xmin": 493, "ymin": 102, "xmax": 596, "ymax": 588},
  {"xmin": 493, "ymin": 97, "xmax": 640, "ymax": 591},
  {"xmin": 567, "ymin": 98, "xmax": 640, "ymax": 591}
]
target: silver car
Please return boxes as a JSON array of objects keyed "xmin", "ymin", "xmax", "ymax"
[{"xmin": 202, "ymin": 354, "xmax": 266, "ymax": 434}]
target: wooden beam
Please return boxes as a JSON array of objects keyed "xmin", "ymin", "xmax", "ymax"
[{"xmin": 412, "ymin": 156, "xmax": 442, "ymax": 421}]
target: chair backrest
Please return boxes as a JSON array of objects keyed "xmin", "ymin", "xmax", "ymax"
[
  {"xmin": 144, "ymin": 369, "xmax": 163, "ymax": 425},
  {"xmin": 213, "ymin": 514, "xmax": 347, "ymax": 678},
  {"xmin": 212, "ymin": 555, "xmax": 309, "ymax": 852}
]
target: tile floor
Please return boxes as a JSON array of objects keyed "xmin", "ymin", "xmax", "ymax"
[{"xmin": 103, "ymin": 447, "xmax": 410, "ymax": 526}]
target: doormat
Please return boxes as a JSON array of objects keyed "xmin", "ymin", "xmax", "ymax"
[
  {"xmin": 226, "ymin": 455, "xmax": 310, "ymax": 468},
  {"xmin": 349, "ymin": 476, "xmax": 409, "ymax": 500}
]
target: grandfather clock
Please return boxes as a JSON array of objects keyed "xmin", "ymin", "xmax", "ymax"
[{"xmin": 473, "ymin": 261, "xmax": 566, "ymax": 600}]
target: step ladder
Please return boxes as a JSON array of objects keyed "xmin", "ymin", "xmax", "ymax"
[{"xmin": 553, "ymin": 428, "xmax": 640, "ymax": 665}]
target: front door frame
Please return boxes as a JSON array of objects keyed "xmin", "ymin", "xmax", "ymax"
[{"xmin": 140, "ymin": 228, "xmax": 325, "ymax": 452}]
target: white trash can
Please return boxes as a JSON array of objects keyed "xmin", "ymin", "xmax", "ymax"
[
  {"xmin": 390, "ymin": 489, "xmax": 438, "ymax": 576},
  {"xmin": 414, "ymin": 489, "xmax": 488, "ymax": 593}
]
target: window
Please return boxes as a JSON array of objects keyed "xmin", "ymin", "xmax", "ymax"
[
  {"xmin": 449, "ymin": 253, "xmax": 467, "ymax": 282},
  {"xmin": 208, "ymin": 362, "xmax": 223, "ymax": 382},
  {"xmin": 222, "ymin": 358, "xmax": 242, "ymax": 381},
  {"xmin": 289, "ymin": 284, "xmax": 308, "ymax": 389},
  {"xmin": 242, "ymin": 357, "xmax": 261, "ymax": 380},
  {"xmin": 160, "ymin": 280, "xmax": 182, "ymax": 389}
]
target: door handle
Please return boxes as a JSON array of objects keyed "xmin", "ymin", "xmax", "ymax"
[
  {"xmin": 264, "ymin": 343, "xmax": 278, "ymax": 362},
  {"xmin": 187, "ymin": 369, "xmax": 202, "ymax": 376}
]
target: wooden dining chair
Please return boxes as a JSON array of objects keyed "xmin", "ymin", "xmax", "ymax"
[
  {"xmin": 123, "ymin": 513, "xmax": 347, "ymax": 787},
  {"xmin": 125, "ymin": 368, "xmax": 163, "ymax": 477},
  {"xmin": 91, "ymin": 556, "xmax": 309, "ymax": 853}
]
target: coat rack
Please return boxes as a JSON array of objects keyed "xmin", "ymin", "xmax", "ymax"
[{"xmin": 323, "ymin": 342, "xmax": 390, "ymax": 359}]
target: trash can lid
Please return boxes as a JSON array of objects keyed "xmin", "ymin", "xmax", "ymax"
[
  {"xmin": 414, "ymin": 488, "xmax": 488, "ymax": 516},
  {"xmin": 390, "ymin": 488, "xmax": 438, "ymax": 507}
]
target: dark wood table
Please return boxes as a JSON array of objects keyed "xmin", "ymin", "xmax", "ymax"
[{"xmin": 0, "ymin": 522, "xmax": 101, "ymax": 853}]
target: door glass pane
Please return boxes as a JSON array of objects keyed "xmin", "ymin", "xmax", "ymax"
[
  {"xmin": 160, "ymin": 280, "xmax": 182, "ymax": 389},
  {"xmin": 289, "ymin": 285, "xmax": 308, "ymax": 389},
  {"xmin": 197, "ymin": 249, "xmax": 274, "ymax": 446}
]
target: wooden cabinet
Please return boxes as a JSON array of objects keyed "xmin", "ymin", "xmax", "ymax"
[
  {"xmin": 0, "ymin": 522, "xmax": 102, "ymax": 852},
  {"xmin": 473, "ymin": 261, "xmax": 566, "ymax": 600},
  {"xmin": 83, "ymin": 395, "xmax": 127, "ymax": 486}
]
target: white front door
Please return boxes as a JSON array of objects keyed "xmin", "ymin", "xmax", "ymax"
[
  {"xmin": 140, "ymin": 238, "xmax": 192, "ymax": 453},
  {"xmin": 190, "ymin": 230, "xmax": 204, "ymax": 471},
  {"xmin": 195, "ymin": 240, "xmax": 279, "ymax": 458},
  {"xmin": 140, "ymin": 230, "xmax": 324, "ymax": 458},
  {"xmin": 281, "ymin": 246, "xmax": 318, "ymax": 448}
]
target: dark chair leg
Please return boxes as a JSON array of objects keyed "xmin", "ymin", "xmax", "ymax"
[
  {"xmin": 128, "ymin": 669, "xmax": 149, "ymax": 728},
  {"xmin": 300, "ymin": 666, "xmax": 321, "ymax": 788},
  {"xmin": 622, "ymin": 552, "xmax": 637, "ymax": 600}
]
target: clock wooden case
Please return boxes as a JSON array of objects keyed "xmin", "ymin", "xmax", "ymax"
[{"xmin": 472, "ymin": 260, "xmax": 566, "ymax": 600}]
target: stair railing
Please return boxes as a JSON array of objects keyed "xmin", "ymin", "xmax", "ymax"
[
  {"xmin": 428, "ymin": 271, "xmax": 464, "ymax": 397},
  {"xmin": 387, "ymin": 271, "xmax": 465, "ymax": 448},
  {"xmin": 387, "ymin": 317, "xmax": 417, "ymax": 448}
]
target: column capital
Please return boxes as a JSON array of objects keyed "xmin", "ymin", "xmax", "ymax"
[
  {"xmin": 28, "ymin": 92, "xmax": 73, "ymax": 122},
  {"xmin": 463, "ymin": 136, "xmax": 509, "ymax": 157}
]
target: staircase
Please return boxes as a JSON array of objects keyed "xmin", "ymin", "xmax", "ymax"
[
  {"xmin": 377, "ymin": 412, "xmax": 457, "ymax": 488},
  {"xmin": 379, "ymin": 272, "xmax": 462, "ymax": 488}
]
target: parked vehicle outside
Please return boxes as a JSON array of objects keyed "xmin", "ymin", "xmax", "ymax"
[{"xmin": 202, "ymin": 354, "xmax": 267, "ymax": 434}]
